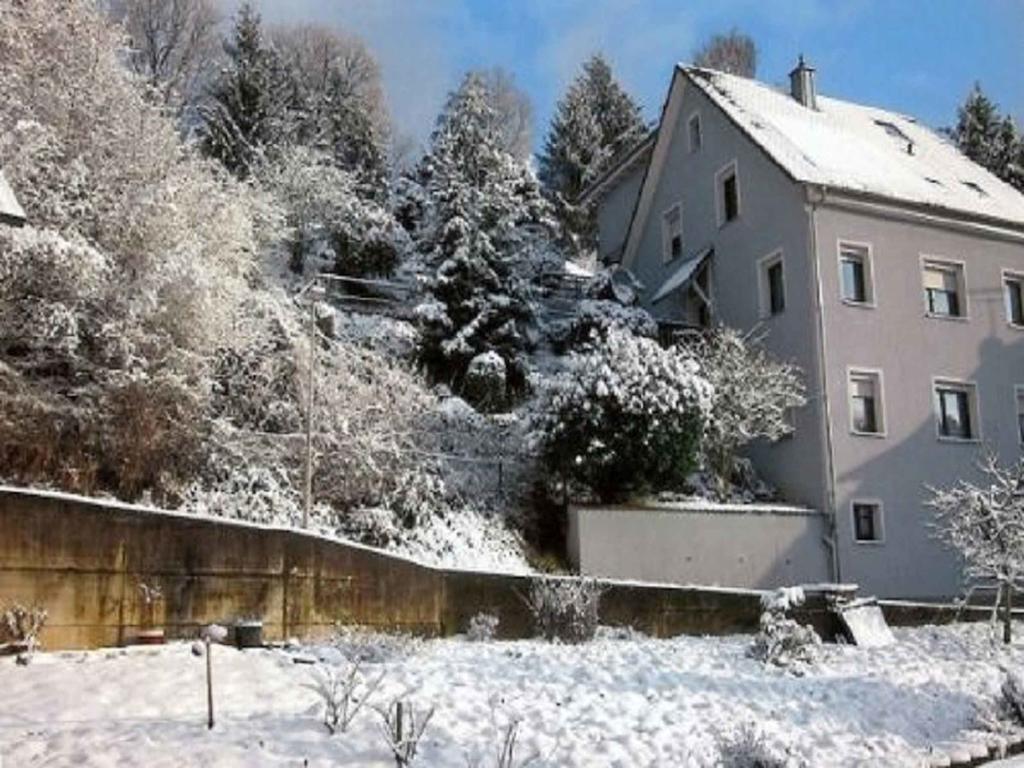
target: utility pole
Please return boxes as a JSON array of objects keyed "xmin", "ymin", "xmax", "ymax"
[{"xmin": 303, "ymin": 284, "xmax": 317, "ymax": 529}]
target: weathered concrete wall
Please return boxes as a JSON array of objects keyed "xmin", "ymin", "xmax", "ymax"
[
  {"xmin": 568, "ymin": 502, "xmax": 831, "ymax": 590},
  {"xmin": 0, "ymin": 487, "xmax": 1002, "ymax": 651}
]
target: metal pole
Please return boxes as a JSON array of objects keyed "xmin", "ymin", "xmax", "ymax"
[
  {"xmin": 303, "ymin": 287, "xmax": 316, "ymax": 528},
  {"xmin": 205, "ymin": 637, "xmax": 214, "ymax": 729}
]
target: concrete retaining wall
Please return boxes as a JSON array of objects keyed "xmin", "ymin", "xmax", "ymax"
[
  {"xmin": 0, "ymin": 487, "xmax": 1003, "ymax": 651},
  {"xmin": 568, "ymin": 502, "xmax": 832, "ymax": 589}
]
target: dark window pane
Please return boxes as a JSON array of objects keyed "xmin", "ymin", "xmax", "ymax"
[
  {"xmin": 1018, "ymin": 411, "xmax": 1024, "ymax": 444},
  {"xmin": 854, "ymin": 504, "xmax": 877, "ymax": 541},
  {"xmin": 723, "ymin": 174, "xmax": 739, "ymax": 221},
  {"xmin": 852, "ymin": 396, "xmax": 877, "ymax": 433},
  {"xmin": 768, "ymin": 262, "xmax": 785, "ymax": 314},
  {"xmin": 1007, "ymin": 280, "xmax": 1024, "ymax": 325},
  {"xmin": 689, "ymin": 117, "xmax": 701, "ymax": 150},
  {"xmin": 841, "ymin": 257, "xmax": 866, "ymax": 302},
  {"xmin": 938, "ymin": 388, "xmax": 972, "ymax": 438},
  {"xmin": 927, "ymin": 288, "xmax": 960, "ymax": 317},
  {"xmin": 671, "ymin": 235, "xmax": 682, "ymax": 258}
]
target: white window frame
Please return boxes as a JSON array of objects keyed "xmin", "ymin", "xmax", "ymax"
[
  {"xmin": 932, "ymin": 377, "xmax": 982, "ymax": 443},
  {"xmin": 715, "ymin": 160, "xmax": 741, "ymax": 228},
  {"xmin": 847, "ymin": 367, "xmax": 886, "ymax": 438},
  {"xmin": 920, "ymin": 255, "xmax": 969, "ymax": 321},
  {"xmin": 1015, "ymin": 385, "xmax": 1024, "ymax": 446},
  {"xmin": 851, "ymin": 499, "xmax": 885, "ymax": 545},
  {"xmin": 687, "ymin": 112, "xmax": 702, "ymax": 154},
  {"xmin": 837, "ymin": 240, "xmax": 876, "ymax": 308},
  {"xmin": 661, "ymin": 202, "xmax": 683, "ymax": 264},
  {"xmin": 757, "ymin": 249, "xmax": 786, "ymax": 319},
  {"xmin": 1002, "ymin": 269, "xmax": 1024, "ymax": 329}
]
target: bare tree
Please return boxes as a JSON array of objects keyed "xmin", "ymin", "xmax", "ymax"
[
  {"xmin": 107, "ymin": 0, "xmax": 221, "ymax": 109},
  {"xmin": 473, "ymin": 67, "xmax": 534, "ymax": 162},
  {"xmin": 693, "ymin": 28, "xmax": 757, "ymax": 78},
  {"xmin": 928, "ymin": 453, "xmax": 1024, "ymax": 644}
]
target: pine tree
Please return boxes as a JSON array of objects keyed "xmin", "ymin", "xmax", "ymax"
[
  {"xmin": 198, "ymin": 2, "xmax": 289, "ymax": 178},
  {"xmin": 949, "ymin": 83, "xmax": 1024, "ymax": 192},
  {"xmin": 411, "ymin": 73, "xmax": 557, "ymax": 407},
  {"xmin": 539, "ymin": 54, "xmax": 646, "ymax": 252}
]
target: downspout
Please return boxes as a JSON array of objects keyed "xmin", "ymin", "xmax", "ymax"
[{"xmin": 806, "ymin": 186, "xmax": 842, "ymax": 583}]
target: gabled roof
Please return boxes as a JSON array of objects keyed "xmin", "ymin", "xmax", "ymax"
[
  {"xmin": 683, "ymin": 65, "xmax": 1024, "ymax": 228},
  {"xmin": 0, "ymin": 169, "xmax": 26, "ymax": 225},
  {"xmin": 578, "ymin": 130, "xmax": 657, "ymax": 205}
]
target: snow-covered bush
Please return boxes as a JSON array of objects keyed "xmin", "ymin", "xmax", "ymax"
[
  {"xmin": 549, "ymin": 298, "xmax": 657, "ymax": 353},
  {"xmin": 716, "ymin": 723, "xmax": 788, "ymax": 768},
  {"xmin": 927, "ymin": 454, "xmax": 1024, "ymax": 644},
  {"xmin": 464, "ymin": 351, "xmax": 508, "ymax": 410},
  {"xmin": 304, "ymin": 661, "xmax": 383, "ymax": 734},
  {"xmin": 749, "ymin": 588, "xmax": 821, "ymax": 669},
  {"xmin": 683, "ymin": 328, "xmax": 806, "ymax": 498},
  {"xmin": 524, "ymin": 577, "xmax": 603, "ymax": 644},
  {"xmin": 333, "ymin": 627, "xmax": 423, "ymax": 665},
  {"xmin": 378, "ymin": 698, "xmax": 435, "ymax": 767},
  {"xmin": 998, "ymin": 670, "xmax": 1024, "ymax": 726},
  {"xmin": 0, "ymin": 604, "xmax": 47, "ymax": 660},
  {"xmin": 465, "ymin": 612, "xmax": 501, "ymax": 642},
  {"xmin": 538, "ymin": 328, "xmax": 713, "ymax": 503}
]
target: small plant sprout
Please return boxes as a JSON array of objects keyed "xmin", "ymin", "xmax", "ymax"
[
  {"xmin": 304, "ymin": 661, "xmax": 384, "ymax": 734},
  {"xmin": 378, "ymin": 698, "xmax": 436, "ymax": 767}
]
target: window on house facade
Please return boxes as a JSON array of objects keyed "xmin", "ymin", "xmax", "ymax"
[
  {"xmin": 849, "ymin": 370, "xmax": 884, "ymax": 435},
  {"xmin": 661, "ymin": 204, "xmax": 683, "ymax": 263},
  {"xmin": 839, "ymin": 243, "xmax": 873, "ymax": 305},
  {"xmin": 852, "ymin": 502, "xmax": 883, "ymax": 543},
  {"xmin": 922, "ymin": 260, "xmax": 966, "ymax": 318},
  {"xmin": 1016, "ymin": 387, "xmax": 1024, "ymax": 444},
  {"xmin": 716, "ymin": 162, "xmax": 740, "ymax": 226},
  {"xmin": 688, "ymin": 114, "xmax": 702, "ymax": 153},
  {"xmin": 758, "ymin": 251, "xmax": 785, "ymax": 317},
  {"xmin": 933, "ymin": 380, "xmax": 979, "ymax": 440},
  {"xmin": 1005, "ymin": 273, "xmax": 1024, "ymax": 326}
]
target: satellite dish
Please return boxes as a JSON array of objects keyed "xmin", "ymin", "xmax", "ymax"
[{"xmin": 610, "ymin": 267, "xmax": 643, "ymax": 306}]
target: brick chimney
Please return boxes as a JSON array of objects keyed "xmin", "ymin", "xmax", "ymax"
[{"xmin": 789, "ymin": 55, "xmax": 817, "ymax": 110}]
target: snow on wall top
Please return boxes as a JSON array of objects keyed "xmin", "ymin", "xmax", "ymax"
[
  {"xmin": 0, "ymin": 169, "xmax": 26, "ymax": 223},
  {"xmin": 683, "ymin": 66, "xmax": 1024, "ymax": 228}
]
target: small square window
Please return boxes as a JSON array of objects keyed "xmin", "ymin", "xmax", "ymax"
[
  {"xmin": 661, "ymin": 204, "xmax": 683, "ymax": 263},
  {"xmin": 1005, "ymin": 274, "xmax": 1024, "ymax": 326},
  {"xmin": 933, "ymin": 381, "xmax": 979, "ymax": 440},
  {"xmin": 758, "ymin": 252, "xmax": 785, "ymax": 318},
  {"xmin": 849, "ymin": 370, "xmax": 884, "ymax": 435},
  {"xmin": 839, "ymin": 244, "xmax": 873, "ymax": 305},
  {"xmin": 922, "ymin": 260, "xmax": 966, "ymax": 318},
  {"xmin": 688, "ymin": 114, "xmax": 702, "ymax": 153},
  {"xmin": 716, "ymin": 162, "xmax": 740, "ymax": 226},
  {"xmin": 852, "ymin": 502, "xmax": 882, "ymax": 543}
]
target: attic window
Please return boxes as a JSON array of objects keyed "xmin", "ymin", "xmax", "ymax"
[{"xmin": 961, "ymin": 180, "xmax": 988, "ymax": 197}]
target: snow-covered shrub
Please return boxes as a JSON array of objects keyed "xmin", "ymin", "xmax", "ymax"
[
  {"xmin": 378, "ymin": 698, "xmax": 435, "ymax": 767},
  {"xmin": 683, "ymin": 328, "xmax": 806, "ymax": 499},
  {"xmin": 333, "ymin": 627, "xmax": 423, "ymax": 665},
  {"xmin": 524, "ymin": 577, "xmax": 603, "ymax": 644},
  {"xmin": 464, "ymin": 351, "xmax": 508, "ymax": 410},
  {"xmin": 549, "ymin": 298, "xmax": 657, "ymax": 353},
  {"xmin": 0, "ymin": 604, "xmax": 47, "ymax": 659},
  {"xmin": 749, "ymin": 588, "xmax": 821, "ymax": 669},
  {"xmin": 538, "ymin": 328, "xmax": 713, "ymax": 502},
  {"xmin": 716, "ymin": 723, "xmax": 788, "ymax": 768},
  {"xmin": 465, "ymin": 612, "xmax": 500, "ymax": 642},
  {"xmin": 304, "ymin": 662, "xmax": 383, "ymax": 734}
]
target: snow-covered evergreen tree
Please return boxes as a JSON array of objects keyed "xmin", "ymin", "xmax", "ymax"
[
  {"xmin": 538, "ymin": 54, "xmax": 646, "ymax": 252},
  {"xmin": 949, "ymin": 83, "xmax": 1024, "ymax": 192},
  {"xmin": 410, "ymin": 72, "xmax": 558, "ymax": 406},
  {"xmin": 198, "ymin": 2, "xmax": 290, "ymax": 179}
]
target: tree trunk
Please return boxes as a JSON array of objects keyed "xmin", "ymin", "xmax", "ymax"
[{"xmin": 1005, "ymin": 582, "xmax": 1013, "ymax": 645}]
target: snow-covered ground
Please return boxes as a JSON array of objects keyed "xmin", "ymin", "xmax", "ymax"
[{"xmin": 2, "ymin": 623, "xmax": 1023, "ymax": 767}]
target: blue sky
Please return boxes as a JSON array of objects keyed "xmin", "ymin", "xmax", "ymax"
[{"xmin": 251, "ymin": 0, "xmax": 1024, "ymax": 153}]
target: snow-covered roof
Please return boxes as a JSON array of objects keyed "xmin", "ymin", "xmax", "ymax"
[
  {"xmin": 0, "ymin": 169, "xmax": 26, "ymax": 224},
  {"xmin": 683, "ymin": 66, "xmax": 1024, "ymax": 228}
]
